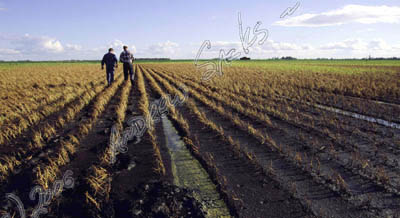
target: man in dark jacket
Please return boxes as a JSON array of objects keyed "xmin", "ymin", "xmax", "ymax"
[
  {"xmin": 119, "ymin": 45, "xmax": 135, "ymax": 85},
  {"xmin": 102, "ymin": 48, "xmax": 118, "ymax": 86}
]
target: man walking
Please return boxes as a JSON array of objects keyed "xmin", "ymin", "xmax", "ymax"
[
  {"xmin": 101, "ymin": 48, "xmax": 118, "ymax": 86},
  {"xmin": 120, "ymin": 45, "xmax": 135, "ymax": 85}
]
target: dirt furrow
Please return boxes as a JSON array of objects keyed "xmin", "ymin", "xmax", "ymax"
[
  {"xmin": 96, "ymin": 65, "xmax": 163, "ymax": 215},
  {"xmin": 41, "ymin": 80, "xmax": 130, "ymax": 218},
  {"xmin": 153, "ymin": 69, "xmax": 400, "ymax": 198},
  {"xmin": 149, "ymin": 68, "xmax": 380, "ymax": 218},
  {"xmin": 144, "ymin": 66, "xmax": 319, "ymax": 218},
  {"xmin": 0, "ymin": 75, "xmax": 123, "ymax": 186},
  {"xmin": 0, "ymin": 75, "xmax": 124, "ymax": 217},
  {"xmin": 142, "ymin": 67, "xmax": 233, "ymax": 217},
  {"xmin": 160, "ymin": 69, "xmax": 399, "ymax": 136},
  {"xmin": 0, "ymin": 76, "xmax": 106, "ymax": 146},
  {"xmin": 159, "ymin": 69, "xmax": 400, "ymax": 125}
]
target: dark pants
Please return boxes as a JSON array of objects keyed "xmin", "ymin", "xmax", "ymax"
[
  {"xmin": 123, "ymin": 63, "xmax": 135, "ymax": 84},
  {"xmin": 106, "ymin": 68, "xmax": 115, "ymax": 86}
]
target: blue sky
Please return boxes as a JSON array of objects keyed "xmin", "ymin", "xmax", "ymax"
[{"xmin": 0, "ymin": 0, "xmax": 399, "ymax": 60}]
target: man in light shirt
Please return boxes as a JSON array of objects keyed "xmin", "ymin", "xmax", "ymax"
[{"xmin": 119, "ymin": 45, "xmax": 135, "ymax": 85}]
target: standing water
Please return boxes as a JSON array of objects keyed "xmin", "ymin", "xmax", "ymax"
[
  {"xmin": 161, "ymin": 116, "xmax": 231, "ymax": 218},
  {"xmin": 280, "ymin": 95, "xmax": 400, "ymax": 129}
]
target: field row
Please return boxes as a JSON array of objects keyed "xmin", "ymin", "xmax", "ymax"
[{"xmin": 0, "ymin": 63, "xmax": 398, "ymax": 218}]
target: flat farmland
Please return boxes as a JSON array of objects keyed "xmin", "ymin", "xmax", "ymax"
[{"xmin": 0, "ymin": 60, "xmax": 399, "ymax": 218}]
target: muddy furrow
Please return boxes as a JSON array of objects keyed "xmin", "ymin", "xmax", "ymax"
[
  {"xmin": 144, "ymin": 67, "xmax": 322, "ymax": 218},
  {"xmin": 0, "ymin": 78, "xmax": 107, "ymax": 153},
  {"xmin": 45, "ymin": 79, "xmax": 131, "ymax": 218},
  {"xmin": 0, "ymin": 75, "xmax": 121, "ymax": 184},
  {"xmin": 142, "ymin": 67, "xmax": 233, "ymax": 217},
  {"xmin": 157, "ymin": 69, "xmax": 400, "ymax": 193},
  {"xmin": 160, "ymin": 69, "xmax": 399, "ymax": 134},
  {"xmin": 110, "ymin": 65, "xmax": 166, "ymax": 218},
  {"xmin": 157, "ymin": 68, "xmax": 400, "ymax": 170},
  {"xmin": 0, "ymin": 74, "xmax": 105, "ymax": 129},
  {"xmin": 0, "ymin": 76, "xmax": 124, "ymax": 216},
  {"xmin": 148, "ymin": 68, "xmax": 379, "ymax": 218},
  {"xmin": 0, "ymin": 75, "xmax": 123, "ymax": 185},
  {"xmin": 160, "ymin": 69, "xmax": 400, "ymax": 125},
  {"xmin": 0, "ymin": 76, "xmax": 106, "ymax": 146},
  {"xmin": 154, "ymin": 69, "xmax": 400, "ymax": 215},
  {"xmin": 291, "ymin": 89, "xmax": 400, "ymax": 124},
  {"xmin": 136, "ymin": 65, "xmax": 166, "ymax": 176},
  {"xmin": 0, "ymin": 77, "xmax": 101, "ymax": 131},
  {"xmin": 153, "ymin": 69, "xmax": 400, "ymax": 198},
  {"xmin": 292, "ymin": 82, "xmax": 400, "ymax": 106}
]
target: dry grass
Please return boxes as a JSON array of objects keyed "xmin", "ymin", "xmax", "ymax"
[
  {"xmin": 0, "ymin": 64, "xmax": 107, "ymax": 145},
  {"xmin": 147, "ymin": 64, "xmax": 399, "ymax": 207},
  {"xmin": 32, "ymin": 76, "xmax": 124, "ymax": 189},
  {"xmin": 137, "ymin": 67, "xmax": 166, "ymax": 176}
]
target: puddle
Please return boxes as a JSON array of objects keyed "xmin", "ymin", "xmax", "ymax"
[
  {"xmin": 161, "ymin": 116, "xmax": 231, "ymax": 218},
  {"xmin": 127, "ymin": 161, "xmax": 136, "ymax": 171},
  {"xmin": 313, "ymin": 104, "xmax": 400, "ymax": 130},
  {"xmin": 280, "ymin": 96, "xmax": 400, "ymax": 130}
]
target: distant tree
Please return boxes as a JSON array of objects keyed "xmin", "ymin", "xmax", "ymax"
[
  {"xmin": 240, "ymin": 57, "xmax": 251, "ymax": 60},
  {"xmin": 281, "ymin": 56, "xmax": 296, "ymax": 60}
]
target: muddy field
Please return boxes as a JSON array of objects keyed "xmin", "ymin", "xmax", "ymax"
[{"xmin": 0, "ymin": 61, "xmax": 399, "ymax": 218}]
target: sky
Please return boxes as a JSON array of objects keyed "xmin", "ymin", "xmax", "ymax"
[{"xmin": 0, "ymin": 0, "xmax": 400, "ymax": 60}]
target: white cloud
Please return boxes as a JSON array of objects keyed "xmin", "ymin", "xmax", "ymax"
[
  {"xmin": 0, "ymin": 8, "xmax": 6, "ymax": 11},
  {"xmin": 93, "ymin": 40, "xmax": 174, "ymax": 58},
  {"xmin": 393, "ymin": 44, "xmax": 400, "ymax": 50},
  {"xmin": 0, "ymin": 33, "xmax": 84, "ymax": 60},
  {"xmin": 42, "ymin": 38, "xmax": 64, "ymax": 52},
  {"xmin": 97, "ymin": 39, "xmax": 136, "ymax": 54},
  {"xmin": 367, "ymin": 39, "xmax": 391, "ymax": 50},
  {"xmin": 130, "ymin": 45, "xmax": 137, "ymax": 54},
  {"xmin": 0, "ymin": 48, "xmax": 20, "ymax": 55},
  {"xmin": 192, "ymin": 40, "xmax": 314, "ymax": 59},
  {"xmin": 212, "ymin": 41, "xmax": 241, "ymax": 48},
  {"xmin": 320, "ymin": 39, "xmax": 368, "ymax": 50},
  {"xmin": 274, "ymin": 4, "xmax": 400, "ymax": 27},
  {"xmin": 192, "ymin": 38, "xmax": 400, "ymax": 59},
  {"xmin": 319, "ymin": 38, "xmax": 394, "ymax": 51},
  {"xmin": 355, "ymin": 28, "xmax": 375, "ymax": 34},
  {"xmin": 262, "ymin": 40, "xmax": 306, "ymax": 51},
  {"xmin": 200, "ymin": 40, "xmax": 310, "ymax": 53},
  {"xmin": 65, "ymin": 43, "xmax": 82, "ymax": 51},
  {"xmin": 209, "ymin": 15, "xmax": 217, "ymax": 21},
  {"xmin": 201, "ymin": 41, "xmax": 241, "ymax": 53},
  {"xmin": 0, "ymin": 32, "xmax": 398, "ymax": 60},
  {"xmin": 12, "ymin": 34, "xmax": 64, "ymax": 53},
  {"xmin": 0, "ymin": 34, "xmax": 144, "ymax": 60},
  {"xmin": 108, "ymin": 39, "xmax": 124, "ymax": 49},
  {"xmin": 142, "ymin": 41, "xmax": 179, "ymax": 57}
]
